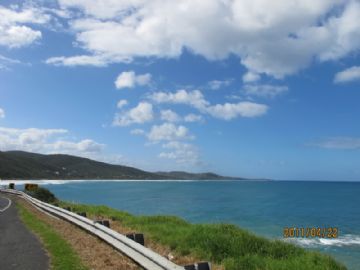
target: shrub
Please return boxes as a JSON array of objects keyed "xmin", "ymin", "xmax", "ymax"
[{"xmin": 26, "ymin": 187, "xmax": 57, "ymax": 203}]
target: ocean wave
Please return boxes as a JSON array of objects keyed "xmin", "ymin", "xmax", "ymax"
[{"xmin": 285, "ymin": 234, "xmax": 360, "ymax": 247}]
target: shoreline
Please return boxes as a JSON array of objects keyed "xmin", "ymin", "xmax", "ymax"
[
  {"xmin": 0, "ymin": 179, "xmax": 270, "ymax": 185},
  {"xmin": 56, "ymin": 199, "xmax": 346, "ymax": 270}
]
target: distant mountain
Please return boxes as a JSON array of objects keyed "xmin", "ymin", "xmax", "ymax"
[
  {"xmin": 156, "ymin": 171, "xmax": 246, "ymax": 180},
  {"xmin": 0, "ymin": 151, "xmax": 246, "ymax": 180}
]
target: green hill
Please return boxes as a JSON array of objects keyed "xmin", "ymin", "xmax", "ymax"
[
  {"xmin": 0, "ymin": 151, "xmax": 245, "ymax": 180},
  {"xmin": 156, "ymin": 171, "xmax": 245, "ymax": 180}
]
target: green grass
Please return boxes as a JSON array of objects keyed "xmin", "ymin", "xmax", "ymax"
[
  {"xmin": 17, "ymin": 203, "xmax": 88, "ymax": 270},
  {"xmin": 61, "ymin": 202, "xmax": 347, "ymax": 270}
]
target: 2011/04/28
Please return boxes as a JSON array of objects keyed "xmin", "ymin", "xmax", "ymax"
[{"xmin": 283, "ymin": 227, "xmax": 338, "ymax": 238}]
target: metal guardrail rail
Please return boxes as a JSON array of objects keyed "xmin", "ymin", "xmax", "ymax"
[{"xmin": 0, "ymin": 188, "xmax": 186, "ymax": 270}]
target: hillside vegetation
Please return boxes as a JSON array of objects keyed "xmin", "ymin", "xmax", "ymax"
[
  {"xmin": 0, "ymin": 150, "xmax": 243, "ymax": 180},
  {"xmin": 61, "ymin": 202, "xmax": 346, "ymax": 270}
]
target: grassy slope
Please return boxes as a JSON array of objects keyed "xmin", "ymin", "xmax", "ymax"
[
  {"xmin": 62, "ymin": 202, "xmax": 346, "ymax": 270},
  {"xmin": 17, "ymin": 203, "xmax": 88, "ymax": 270},
  {"xmin": 0, "ymin": 151, "xmax": 164, "ymax": 179}
]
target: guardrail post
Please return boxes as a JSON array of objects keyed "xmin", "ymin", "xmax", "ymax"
[
  {"xmin": 126, "ymin": 233, "xmax": 145, "ymax": 246},
  {"xmin": 77, "ymin": 212, "xmax": 87, "ymax": 217},
  {"xmin": 95, "ymin": 220, "xmax": 110, "ymax": 228},
  {"xmin": 184, "ymin": 262, "xmax": 211, "ymax": 270}
]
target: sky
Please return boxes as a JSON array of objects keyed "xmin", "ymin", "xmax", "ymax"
[{"xmin": 1, "ymin": 0, "xmax": 360, "ymax": 181}]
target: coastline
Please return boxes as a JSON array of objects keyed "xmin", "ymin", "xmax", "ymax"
[
  {"xmin": 0, "ymin": 179, "xmax": 271, "ymax": 185},
  {"xmin": 57, "ymin": 200, "xmax": 346, "ymax": 270}
]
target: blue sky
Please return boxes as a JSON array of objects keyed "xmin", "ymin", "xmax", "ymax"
[{"xmin": 1, "ymin": 0, "xmax": 360, "ymax": 180}]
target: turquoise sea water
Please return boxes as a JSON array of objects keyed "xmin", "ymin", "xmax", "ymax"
[{"xmin": 15, "ymin": 180, "xmax": 360, "ymax": 269}]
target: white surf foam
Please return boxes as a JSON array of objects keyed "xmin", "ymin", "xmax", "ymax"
[
  {"xmin": 285, "ymin": 234, "xmax": 360, "ymax": 247},
  {"xmin": 0, "ymin": 179, "xmax": 89, "ymax": 185},
  {"xmin": 0, "ymin": 179, "xmax": 209, "ymax": 186}
]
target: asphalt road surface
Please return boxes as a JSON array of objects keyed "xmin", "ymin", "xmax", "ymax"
[{"xmin": 0, "ymin": 194, "xmax": 49, "ymax": 270}]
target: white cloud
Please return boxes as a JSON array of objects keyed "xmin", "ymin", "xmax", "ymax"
[
  {"xmin": 208, "ymin": 79, "xmax": 232, "ymax": 90},
  {"xmin": 160, "ymin": 110, "xmax": 204, "ymax": 123},
  {"xmin": 117, "ymin": 99, "xmax": 128, "ymax": 109},
  {"xmin": 149, "ymin": 89, "xmax": 209, "ymax": 110},
  {"xmin": 148, "ymin": 123, "xmax": 192, "ymax": 141},
  {"xmin": 115, "ymin": 70, "xmax": 152, "ymax": 89},
  {"xmin": 317, "ymin": 1, "xmax": 360, "ymax": 62},
  {"xmin": 159, "ymin": 141, "xmax": 200, "ymax": 165},
  {"xmin": 242, "ymin": 71, "xmax": 260, "ymax": 83},
  {"xmin": 115, "ymin": 71, "xmax": 135, "ymax": 88},
  {"xmin": 207, "ymin": 102, "xmax": 268, "ymax": 120},
  {"xmin": 0, "ymin": 127, "xmax": 67, "ymax": 147},
  {"xmin": 50, "ymin": 0, "xmax": 360, "ymax": 78},
  {"xmin": 0, "ymin": 55, "xmax": 22, "ymax": 70},
  {"xmin": 312, "ymin": 137, "xmax": 360, "ymax": 150},
  {"xmin": 136, "ymin": 73, "xmax": 152, "ymax": 86},
  {"xmin": 334, "ymin": 66, "xmax": 360, "ymax": 83},
  {"xmin": 52, "ymin": 139, "xmax": 104, "ymax": 153},
  {"xmin": 0, "ymin": 6, "xmax": 49, "ymax": 48},
  {"xmin": 0, "ymin": 108, "xmax": 4, "ymax": 118},
  {"xmin": 0, "ymin": 127, "xmax": 105, "ymax": 154},
  {"xmin": 149, "ymin": 89, "xmax": 268, "ymax": 119},
  {"xmin": 0, "ymin": 26, "xmax": 42, "ymax": 48},
  {"xmin": 184, "ymin": 113, "xmax": 203, "ymax": 123},
  {"xmin": 58, "ymin": 0, "xmax": 145, "ymax": 19},
  {"xmin": 130, "ymin": 128, "xmax": 145, "ymax": 135},
  {"xmin": 113, "ymin": 102, "xmax": 154, "ymax": 126},
  {"xmin": 244, "ymin": 84, "xmax": 288, "ymax": 98},
  {"xmin": 0, "ymin": 126, "xmax": 135, "ymax": 165},
  {"xmin": 160, "ymin": 109, "xmax": 180, "ymax": 122},
  {"xmin": 45, "ymin": 55, "xmax": 111, "ymax": 67}
]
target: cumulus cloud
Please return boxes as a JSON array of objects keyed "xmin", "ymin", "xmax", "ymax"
[
  {"xmin": 117, "ymin": 99, "xmax": 128, "ymax": 109},
  {"xmin": 0, "ymin": 127, "xmax": 105, "ymax": 155},
  {"xmin": 207, "ymin": 102, "xmax": 268, "ymax": 120},
  {"xmin": 113, "ymin": 102, "xmax": 154, "ymax": 126},
  {"xmin": 51, "ymin": 139, "xmax": 104, "ymax": 153},
  {"xmin": 159, "ymin": 141, "xmax": 200, "ymax": 165},
  {"xmin": 312, "ymin": 137, "xmax": 360, "ymax": 150},
  {"xmin": 149, "ymin": 89, "xmax": 268, "ymax": 119},
  {"xmin": 0, "ymin": 6, "xmax": 49, "ymax": 48},
  {"xmin": 0, "ymin": 127, "xmax": 67, "ymax": 149},
  {"xmin": 334, "ymin": 66, "xmax": 360, "ymax": 83},
  {"xmin": 115, "ymin": 70, "xmax": 152, "ymax": 89},
  {"xmin": 184, "ymin": 113, "xmax": 203, "ymax": 123},
  {"xmin": 147, "ymin": 123, "xmax": 192, "ymax": 141},
  {"xmin": 48, "ymin": 0, "xmax": 360, "ymax": 78},
  {"xmin": 160, "ymin": 109, "xmax": 180, "ymax": 122},
  {"xmin": 244, "ymin": 84, "xmax": 288, "ymax": 98},
  {"xmin": 0, "ymin": 108, "xmax": 4, "ymax": 118},
  {"xmin": 208, "ymin": 79, "xmax": 233, "ymax": 90},
  {"xmin": 149, "ymin": 89, "xmax": 209, "ymax": 110},
  {"xmin": 242, "ymin": 71, "xmax": 260, "ymax": 83},
  {"xmin": 160, "ymin": 109, "xmax": 203, "ymax": 123},
  {"xmin": 58, "ymin": 0, "xmax": 144, "ymax": 19}
]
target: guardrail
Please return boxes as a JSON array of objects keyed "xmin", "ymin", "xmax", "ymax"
[{"xmin": 0, "ymin": 188, "xmax": 201, "ymax": 270}]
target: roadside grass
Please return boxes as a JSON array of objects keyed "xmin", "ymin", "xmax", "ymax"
[
  {"xmin": 61, "ymin": 202, "xmax": 347, "ymax": 270},
  {"xmin": 17, "ymin": 202, "xmax": 88, "ymax": 270}
]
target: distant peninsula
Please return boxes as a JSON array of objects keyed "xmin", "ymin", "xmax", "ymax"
[{"xmin": 0, "ymin": 151, "xmax": 246, "ymax": 180}]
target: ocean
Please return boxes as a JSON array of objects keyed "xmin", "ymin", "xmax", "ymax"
[{"xmin": 5, "ymin": 180, "xmax": 360, "ymax": 269}]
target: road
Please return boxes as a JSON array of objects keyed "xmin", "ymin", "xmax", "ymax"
[{"xmin": 0, "ymin": 194, "xmax": 49, "ymax": 270}]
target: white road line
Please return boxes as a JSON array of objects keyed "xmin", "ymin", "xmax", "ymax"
[{"xmin": 0, "ymin": 196, "xmax": 12, "ymax": 212}]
